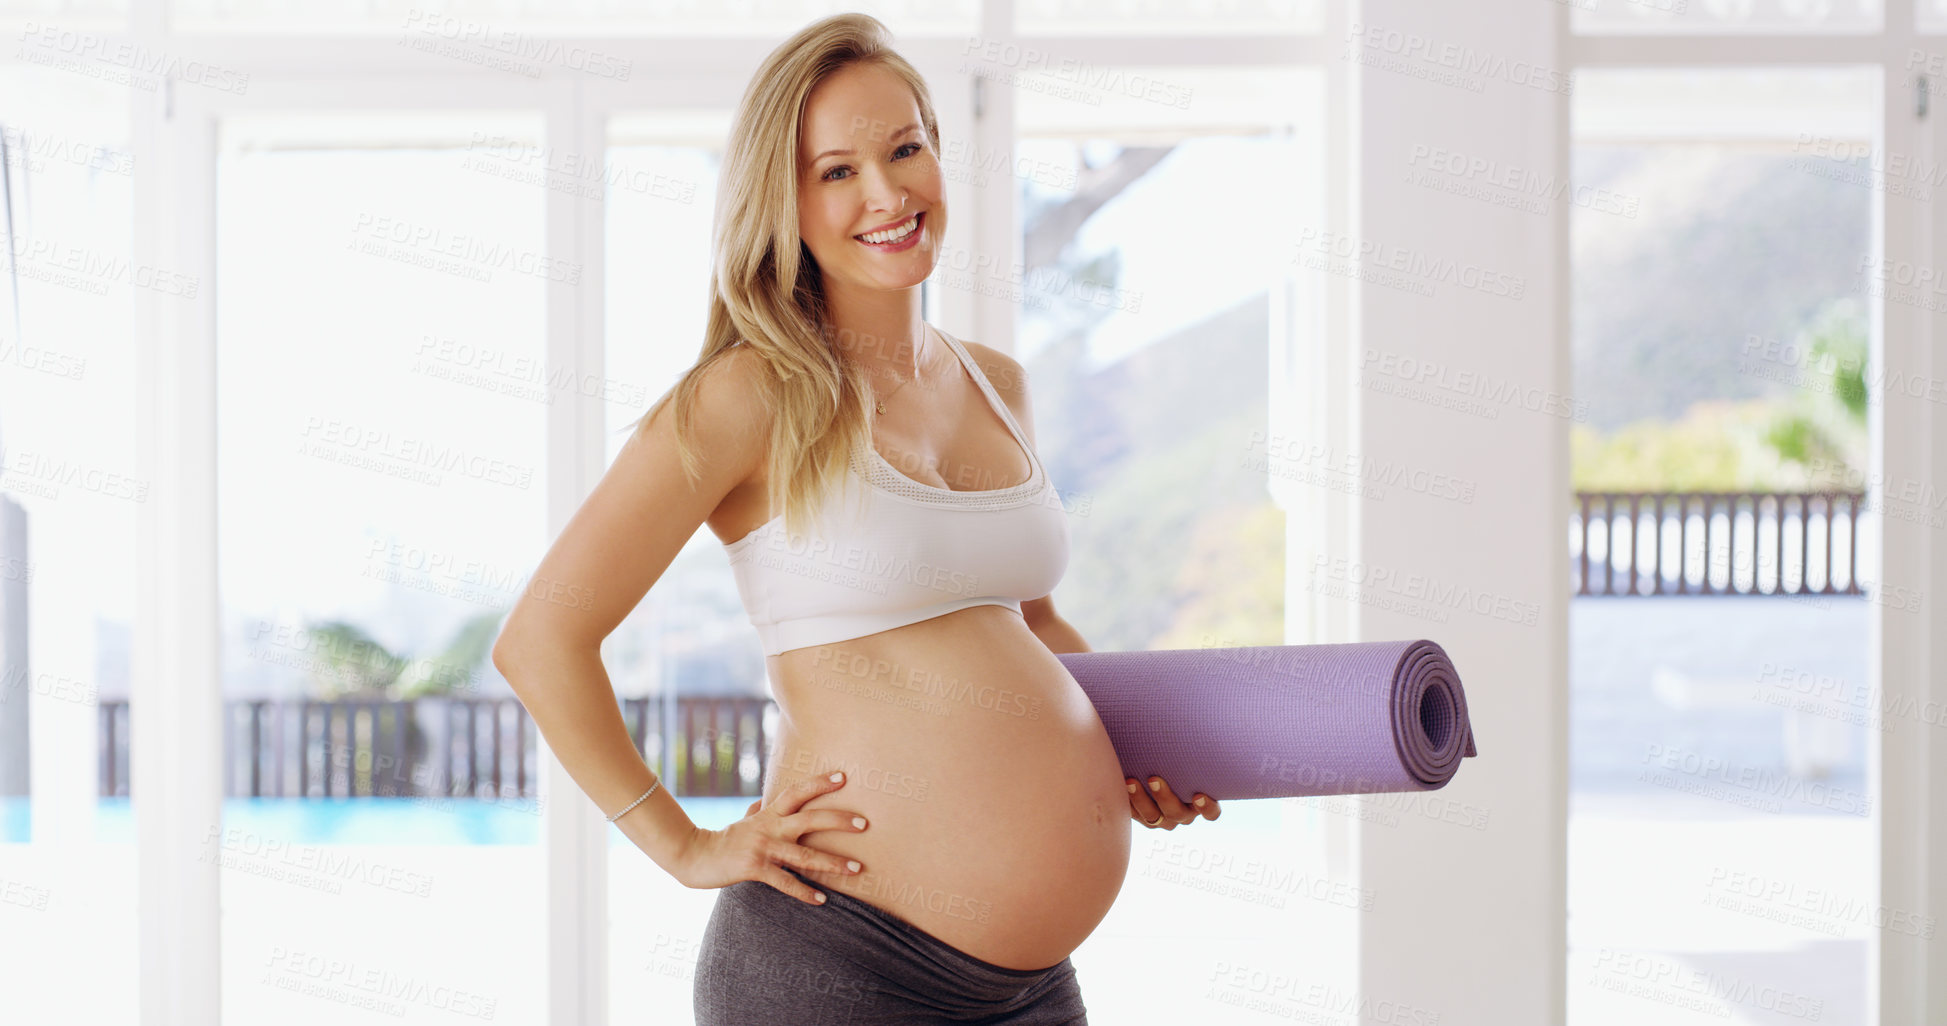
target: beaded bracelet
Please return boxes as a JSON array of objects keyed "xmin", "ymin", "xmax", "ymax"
[{"xmin": 606, "ymin": 776, "xmax": 662, "ymax": 823}]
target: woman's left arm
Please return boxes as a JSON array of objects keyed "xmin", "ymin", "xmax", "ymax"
[
  {"xmin": 1021, "ymin": 596, "xmax": 1091, "ymax": 655},
  {"xmin": 1023, "ymin": 596, "xmax": 1220, "ymax": 830}
]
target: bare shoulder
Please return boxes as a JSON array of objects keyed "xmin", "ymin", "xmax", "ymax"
[
  {"xmin": 956, "ymin": 338, "xmax": 1060, "ymax": 626},
  {"xmin": 493, "ymin": 344, "xmax": 776, "ymax": 658},
  {"xmin": 618, "ymin": 342, "xmax": 778, "ymax": 529},
  {"xmin": 638, "ymin": 343, "xmax": 775, "ymax": 459},
  {"xmin": 956, "ymin": 338, "xmax": 1028, "ymax": 397},
  {"xmin": 956, "ymin": 338, "xmax": 1038, "ymax": 444},
  {"xmin": 680, "ymin": 342, "xmax": 776, "ymax": 421}
]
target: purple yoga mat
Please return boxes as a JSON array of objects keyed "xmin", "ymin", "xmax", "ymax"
[{"xmin": 1055, "ymin": 639, "xmax": 1478, "ymax": 801}]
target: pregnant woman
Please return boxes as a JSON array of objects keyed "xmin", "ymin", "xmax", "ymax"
[{"xmin": 493, "ymin": 13, "xmax": 1218, "ymax": 1024}]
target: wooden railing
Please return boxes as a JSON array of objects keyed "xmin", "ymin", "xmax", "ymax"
[
  {"xmin": 620, "ymin": 695, "xmax": 775, "ymax": 800},
  {"xmin": 87, "ymin": 489, "xmax": 1873, "ymax": 800},
  {"xmin": 97, "ymin": 695, "xmax": 776, "ymax": 800},
  {"xmin": 1572, "ymin": 491, "xmax": 1867, "ymax": 597}
]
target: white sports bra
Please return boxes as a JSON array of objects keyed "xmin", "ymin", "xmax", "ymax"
[{"xmin": 721, "ymin": 326, "xmax": 1070, "ymax": 657}]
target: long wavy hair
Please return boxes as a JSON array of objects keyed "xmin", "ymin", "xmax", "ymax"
[{"xmin": 627, "ymin": 12, "xmax": 943, "ymax": 544}]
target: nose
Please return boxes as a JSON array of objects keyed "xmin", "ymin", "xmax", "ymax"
[{"xmin": 856, "ymin": 162, "xmax": 906, "ymax": 214}]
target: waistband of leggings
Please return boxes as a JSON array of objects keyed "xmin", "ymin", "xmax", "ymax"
[{"xmin": 780, "ymin": 868, "xmax": 1068, "ymax": 981}]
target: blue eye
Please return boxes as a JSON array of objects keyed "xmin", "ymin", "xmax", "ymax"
[{"xmin": 822, "ymin": 141, "xmax": 924, "ymax": 183}]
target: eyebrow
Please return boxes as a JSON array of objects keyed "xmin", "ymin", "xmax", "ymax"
[{"xmin": 809, "ymin": 122, "xmax": 920, "ymax": 164}]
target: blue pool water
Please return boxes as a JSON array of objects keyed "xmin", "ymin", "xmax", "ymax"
[{"xmin": 0, "ymin": 796, "xmax": 759, "ymax": 846}]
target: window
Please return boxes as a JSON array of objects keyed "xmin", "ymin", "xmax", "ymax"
[{"xmin": 213, "ymin": 111, "xmax": 549, "ymax": 1021}]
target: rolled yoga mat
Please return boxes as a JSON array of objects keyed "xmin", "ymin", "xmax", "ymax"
[{"xmin": 1055, "ymin": 639, "xmax": 1478, "ymax": 801}]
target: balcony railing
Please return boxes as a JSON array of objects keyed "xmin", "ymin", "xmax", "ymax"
[
  {"xmin": 97, "ymin": 695, "xmax": 776, "ymax": 800},
  {"xmin": 86, "ymin": 489, "xmax": 1868, "ymax": 801},
  {"xmin": 1572, "ymin": 491, "xmax": 1867, "ymax": 597}
]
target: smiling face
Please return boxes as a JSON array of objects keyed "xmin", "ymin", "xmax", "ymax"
[{"xmin": 796, "ymin": 61, "xmax": 944, "ymax": 297}]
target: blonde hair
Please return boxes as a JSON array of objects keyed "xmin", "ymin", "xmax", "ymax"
[{"xmin": 627, "ymin": 12, "xmax": 943, "ymax": 544}]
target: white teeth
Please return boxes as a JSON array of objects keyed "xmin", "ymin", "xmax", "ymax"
[{"xmin": 857, "ymin": 214, "xmax": 919, "ymax": 244}]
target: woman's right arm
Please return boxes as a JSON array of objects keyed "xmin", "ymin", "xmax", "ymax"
[{"xmin": 490, "ymin": 347, "xmax": 771, "ymax": 880}]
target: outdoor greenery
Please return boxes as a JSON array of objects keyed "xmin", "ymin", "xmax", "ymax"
[
  {"xmin": 303, "ymin": 612, "xmax": 502, "ymax": 700},
  {"xmin": 1571, "ymin": 296, "xmax": 1869, "ymax": 492}
]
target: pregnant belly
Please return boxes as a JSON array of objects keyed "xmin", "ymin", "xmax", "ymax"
[{"xmin": 761, "ymin": 608, "xmax": 1133, "ymax": 972}]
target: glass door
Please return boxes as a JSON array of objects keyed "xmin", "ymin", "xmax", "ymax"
[
  {"xmin": 183, "ymin": 79, "xmax": 555, "ymax": 1024},
  {"xmin": 0, "ymin": 59, "xmax": 143, "ymax": 1026},
  {"xmin": 1564, "ymin": 66, "xmax": 1883, "ymax": 1026}
]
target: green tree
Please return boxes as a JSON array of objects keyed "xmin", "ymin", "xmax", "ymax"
[
  {"xmin": 1759, "ymin": 296, "xmax": 1868, "ymax": 486},
  {"xmin": 296, "ymin": 611, "xmax": 506, "ymax": 797},
  {"xmin": 1572, "ymin": 296, "xmax": 1868, "ymax": 492},
  {"xmin": 305, "ymin": 611, "xmax": 503, "ymax": 700}
]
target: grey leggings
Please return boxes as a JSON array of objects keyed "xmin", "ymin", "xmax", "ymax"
[{"xmin": 692, "ymin": 868, "xmax": 1089, "ymax": 1025}]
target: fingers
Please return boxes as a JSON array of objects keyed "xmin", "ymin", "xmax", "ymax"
[
  {"xmin": 763, "ymin": 783, "xmax": 868, "ymax": 890},
  {"xmin": 782, "ymin": 808, "xmax": 870, "ymax": 839},
  {"xmin": 778, "ymin": 770, "xmax": 849, "ymax": 815},
  {"xmin": 1195, "ymin": 794, "xmax": 1221, "ymax": 821},
  {"xmin": 1128, "ymin": 777, "xmax": 1208, "ymax": 828},
  {"xmin": 772, "ymin": 840, "xmax": 862, "ymax": 885},
  {"xmin": 1146, "ymin": 776, "xmax": 1196, "ymax": 827},
  {"xmin": 1126, "ymin": 777, "xmax": 1163, "ymax": 827},
  {"xmin": 745, "ymin": 797, "xmax": 763, "ymax": 817},
  {"xmin": 766, "ymin": 866, "xmax": 829, "ymax": 906}
]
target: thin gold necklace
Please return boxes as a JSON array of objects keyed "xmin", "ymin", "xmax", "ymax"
[{"xmin": 868, "ymin": 327, "xmax": 935, "ymax": 415}]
